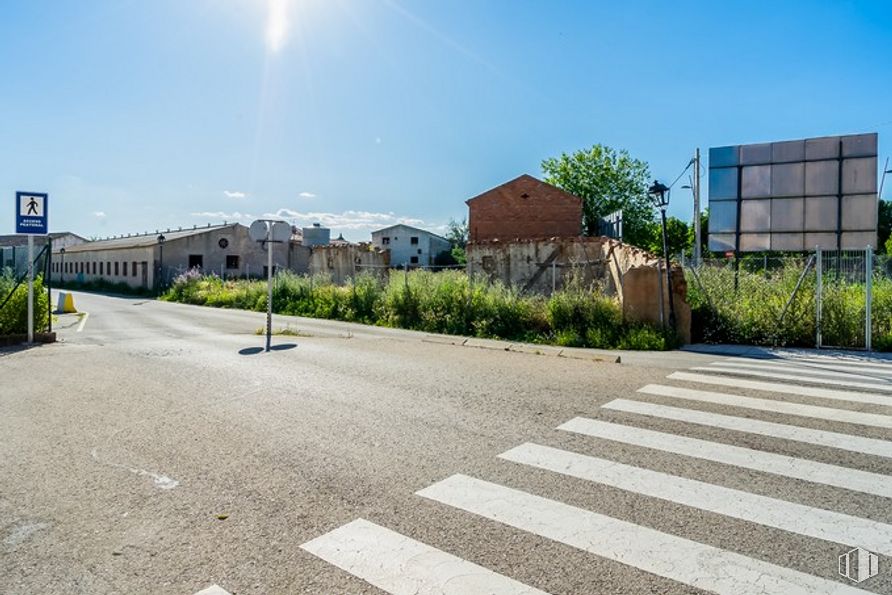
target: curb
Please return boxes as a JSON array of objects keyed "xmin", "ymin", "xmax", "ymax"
[{"xmin": 422, "ymin": 335, "xmax": 622, "ymax": 364}]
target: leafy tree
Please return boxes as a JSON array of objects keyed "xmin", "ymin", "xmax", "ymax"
[
  {"xmin": 445, "ymin": 217, "xmax": 469, "ymax": 264},
  {"xmin": 446, "ymin": 218, "xmax": 468, "ymax": 248},
  {"xmin": 879, "ymin": 200, "xmax": 892, "ymax": 254},
  {"xmin": 541, "ymin": 144, "xmax": 653, "ymax": 247},
  {"xmin": 646, "ymin": 217, "xmax": 691, "ymax": 258}
]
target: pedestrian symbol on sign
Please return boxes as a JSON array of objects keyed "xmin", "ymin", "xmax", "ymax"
[{"xmin": 27, "ymin": 197, "xmax": 39, "ymax": 215}]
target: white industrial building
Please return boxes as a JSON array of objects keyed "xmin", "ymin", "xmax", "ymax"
[
  {"xmin": 370, "ymin": 224, "xmax": 451, "ymax": 268},
  {"xmin": 50, "ymin": 223, "xmax": 309, "ymax": 290}
]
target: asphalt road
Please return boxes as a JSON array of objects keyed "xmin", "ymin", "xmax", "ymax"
[{"xmin": 2, "ymin": 291, "xmax": 892, "ymax": 594}]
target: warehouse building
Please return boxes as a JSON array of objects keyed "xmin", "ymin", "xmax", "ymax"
[{"xmin": 50, "ymin": 223, "xmax": 310, "ymax": 290}]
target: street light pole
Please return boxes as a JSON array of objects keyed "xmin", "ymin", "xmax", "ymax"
[
  {"xmin": 59, "ymin": 247, "xmax": 66, "ymax": 284},
  {"xmin": 879, "ymin": 157, "xmax": 891, "ymax": 200},
  {"xmin": 157, "ymin": 233, "xmax": 166, "ymax": 291},
  {"xmin": 649, "ymin": 180, "xmax": 676, "ymax": 331}
]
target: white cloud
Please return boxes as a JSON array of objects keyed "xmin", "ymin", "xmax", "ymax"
[
  {"xmin": 191, "ymin": 211, "xmax": 254, "ymax": 220},
  {"xmin": 93, "ymin": 211, "xmax": 106, "ymax": 218},
  {"xmin": 298, "ymin": 191, "xmax": 316, "ymax": 199},
  {"xmin": 261, "ymin": 209, "xmax": 429, "ymax": 231},
  {"xmin": 223, "ymin": 190, "xmax": 247, "ymax": 199}
]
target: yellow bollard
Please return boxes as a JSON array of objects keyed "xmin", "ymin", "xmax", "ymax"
[{"xmin": 56, "ymin": 292, "xmax": 77, "ymax": 314}]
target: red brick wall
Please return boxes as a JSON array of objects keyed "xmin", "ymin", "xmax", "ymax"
[{"xmin": 467, "ymin": 175, "xmax": 583, "ymax": 243}]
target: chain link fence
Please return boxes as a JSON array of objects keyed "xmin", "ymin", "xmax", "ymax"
[{"xmin": 683, "ymin": 248, "xmax": 888, "ymax": 350}]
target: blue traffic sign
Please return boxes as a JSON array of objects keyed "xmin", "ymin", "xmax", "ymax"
[{"xmin": 15, "ymin": 192, "xmax": 48, "ymax": 234}]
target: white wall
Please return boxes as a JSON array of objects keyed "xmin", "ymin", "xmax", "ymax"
[{"xmin": 371, "ymin": 225, "xmax": 451, "ymax": 267}]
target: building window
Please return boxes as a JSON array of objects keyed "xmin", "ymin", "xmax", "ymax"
[
  {"xmin": 123, "ymin": 261, "xmax": 128, "ymax": 276},
  {"xmin": 107, "ymin": 262, "xmax": 111, "ymax": 275},
  {"xmin": 410, "ymin": 236, "xmax": 419, "ymax": 245},
  {"xmin": 410, "ymin": 256, "xmax": 419, "ymax": 264},
  {"xmin": 100, "ymin": 262, "xmax": 104, "ymax": 275},
  {"xmin": 132, "ymin": 261, "xmax": 137, "ymax": 277},
  {"xmin": 114, "ymin": 262, "xmax": 119, "ymax": 276},
  {"xmin": 92, "ymin": 262, "xmax": 97, "ymax": 275},
  {"xmin": 382, "ymin": 237, "xmax": 390, "ymax": 245},
  {"xmin": 188, "ymin": 254, "xmax": 203, "ymax": 269},
  {"xmin": 226, "ymin": 255, "xmax": 240, "ymax": 269}
]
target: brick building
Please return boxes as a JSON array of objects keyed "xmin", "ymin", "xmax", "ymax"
[{"xmin": 466, "ymin": 174, "xmax": 583, "ymax": 243}]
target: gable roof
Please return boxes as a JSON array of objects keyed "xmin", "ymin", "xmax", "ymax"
[
  {"xmin": 0, "ymin": 231, "xmax": 87, "ymax": 247},
  {"xmin": 465, "ymin": 174, "xmax": 583, "ymax": 206},
  {"xmin": 371, "ymin": 223, "xmax": 449, "ymax": 242},
  {"xmin": 58, "ymin": 223, "xmax": 241, "ymax": 253}
]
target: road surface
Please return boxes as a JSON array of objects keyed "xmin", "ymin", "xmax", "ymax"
[{"xmin": 2, "ymin": 291, "xmax": 892, "ymax": 594}]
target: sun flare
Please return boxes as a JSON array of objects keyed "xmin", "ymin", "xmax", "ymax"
[{"xmin": 265, "ymin": 0, "xmax": 290, "ymax": 53}]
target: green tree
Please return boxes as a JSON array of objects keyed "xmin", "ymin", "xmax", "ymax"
[
  {"xmin": 445, "ymin": 217, "xmax": 469, "ymax": 264},
  {"xmin": 879, "ymin": 200, "xmax": 892, "ymax": 254},
  {"xmin": 646, "ymin": 217, "xmax": 691, "ymax": 258},
  {"xmin": 541, "ymin": 144, "xmax": 653, "ymax": 247}
]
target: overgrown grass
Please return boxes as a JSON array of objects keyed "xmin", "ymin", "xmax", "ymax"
[
  {"xmin": 687, "ymin": 262, "xmax": 892, "ymax": 350},
  {"xmin": 163, "ymin": 269, "xmax": 677, "ymax": 350}
]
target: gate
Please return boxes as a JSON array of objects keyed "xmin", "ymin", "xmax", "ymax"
[{"xmin": 815, "ymin": 247, "xmax": 872, "ymax": 351}]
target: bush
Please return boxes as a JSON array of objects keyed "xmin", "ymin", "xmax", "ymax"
[
  {"xmin": 687, "ymin": 261, "xmax": 892, "ymax": 351},
  {"xmin": 162, "ymin": 269, "xmax": 672, "ymax": 350},
  {"xmin": 0, "ymin": 274, "xmax": 50, "ymax": 335}
]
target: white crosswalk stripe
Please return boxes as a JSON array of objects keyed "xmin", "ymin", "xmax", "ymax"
[
  {"xmin": 301, "ymin": 518, "xmax": 548, "ymax": 595},
  {"xmin": 721, "ymin": 357, "xmax": 892, "ymax": 378},
  {"xmin": 669, "ymin": 371, "xmax": 892, "ymax": 406},
  {"xmin": 713, "ymin": 360, "xmax": 892, "ymax": 384},
  {"xmin": 692, "ymin": 365, "xmax": 892, "ymax": 393},
  {"xmin": 741, "ymin": 355, "xmax": 892, "ymax": 373},
  {"xmin": 604, "ymin": 396, "xmax": 892, "ymax": 457},
  {"xmin": 559, "ymin": 417, "xmax": 892, "ymax": 498},
  {"xmin": 417, "ymin": 474, "xmax": 872, "ymax": 595},
  {"xmin": 639, "ymin": 383, "xmax": 892, "ymax": 429},
  {"xmin": 498, "ymin": 442, "xmax": 892, "ymax": 555}
]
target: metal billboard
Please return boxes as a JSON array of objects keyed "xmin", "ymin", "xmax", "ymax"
[{"xmin": 708, "ymin": 133, "xmax": 878, "ymax": 253}]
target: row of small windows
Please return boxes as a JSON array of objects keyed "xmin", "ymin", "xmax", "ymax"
[{"xmin": 53, "ymin": 260, "xmax": 146, "ymax": 277}]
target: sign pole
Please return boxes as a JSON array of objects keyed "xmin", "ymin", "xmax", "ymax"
[
  {"xmin": 27, "ymin": 234, "xmax": 34, "ymax": 344},
  {"xmin": 266, "ymin": 234, "xmax": 273, "ymax": 353}
]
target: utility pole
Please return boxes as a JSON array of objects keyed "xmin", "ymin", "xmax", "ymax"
[{"xmin": 693, "ymin": 148, "xmax": 702, "ymax": 266}]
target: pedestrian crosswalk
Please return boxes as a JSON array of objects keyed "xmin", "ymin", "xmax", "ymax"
[{"xmin": 298, "ymin": 353, "xmax": 892, "ymax": 594}]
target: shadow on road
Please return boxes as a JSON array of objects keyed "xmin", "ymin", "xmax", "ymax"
[{"xmin": 238, "ymin": 343, "xmax": 297, "ymax": 356}]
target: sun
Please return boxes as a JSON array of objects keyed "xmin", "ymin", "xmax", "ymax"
[{"xmin": 265, "ymin": 0, "xmax": 290, "ymax": 53}]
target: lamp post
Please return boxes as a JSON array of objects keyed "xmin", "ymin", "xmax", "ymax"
[
  {"xmin": 879, "ymin": 157, "xmax": 892, "ymax": 200},
  {"xmin": 157, "ymin": 233, "xmax": 166, "ymax": 291},
  {"xmin": 59, "ymin": 247, "xmax": 66, "ymax": 284},
  {"xmin": 648, "ymin": 180, "xmax": 675, "ymax": 330}
]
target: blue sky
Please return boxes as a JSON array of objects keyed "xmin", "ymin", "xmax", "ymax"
[{"xmin": 1, "ymin": 0, "xmax": 890, "ymax": 240}]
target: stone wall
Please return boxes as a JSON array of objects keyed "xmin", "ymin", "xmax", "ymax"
[
  {"xmin": 466, "ymin": 236, "xmax": 691, "ymax": 343},
  {"xmin": 308, "ymin": 244, "xmax": 389, "ymax": 284}
]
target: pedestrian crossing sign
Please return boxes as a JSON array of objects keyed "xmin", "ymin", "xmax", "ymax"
[{"xmin": 15, "ymin": 191, "xmax": 48, "ymax": 234}]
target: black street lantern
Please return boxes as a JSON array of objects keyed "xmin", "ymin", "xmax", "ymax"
[
  {"xmin": 59, "ymin": 247, "xmax": 66, "ymax": 284},
  {"xmin": 157, "ymin": 233, "xmax": 166, "ymax": 290},
  {"xmin": 648, "ymin": 180, "xmax": 675, "ymax": 330}
]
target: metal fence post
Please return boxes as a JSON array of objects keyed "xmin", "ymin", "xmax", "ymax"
[
  {"xmin": 552, "ymin": 260, "xmax": 556, "ymax": 293},
  {"xmin": 815, "ymin": 246, "xmax": 822, "ymax": 349},
  {"xmin": 866, "ymin": 245, "xmax": 873, "ymax": 352}
]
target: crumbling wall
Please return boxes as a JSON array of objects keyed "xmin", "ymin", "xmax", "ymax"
[
  {"xmin": 308, "ymin": 244, "xmax": 389, "ymax": 284},
  {"xmin": 467, "ymin": 237, "xmax": 691, "ymax": 343}
]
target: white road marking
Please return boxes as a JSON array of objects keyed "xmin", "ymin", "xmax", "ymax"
[
  {"xmin": 743, "ymin": 355, "xmax": 892, "ymax": 372},
  {"xmin": 712, "ymin": 361, "xmax": 892, "ymax": 384},
  {"xmin": 76, "ymin": 311, "xmax": 89, "ymax": 332},
  {"xmin": 499, "ymin": 442, "xmax": 892, "ymax": 555},
  {"xmin": 607, "ymin": 396, "xmax": 892, "ymax": 457},
  {"xmin": 692, "ymin": 365, "xmax": 892, "ymax": 393},
  {"xmin": 669, "ymin": 371, "xmax": 892, "ymax": 407},
  {"xmin": 723, "ymin": 357, "xmax": 892, "ymax": 377},
  {"xmin": 300, "ymin": 518, "xmax": 548, "ymax": 595},
  {"xmin": 558, "ymin": 417, "xmax": 892, "ymax": 498},
  {"xmin": 193, "ymin": 586, "xmax": 232, "ymax": 595},
  {"xmin": 417, "ymin": 475, "xmax": 872, "ymax": 595},
  {"xmin": 89, "ymin": 448, "xmax": 179, "ymax": 490}
]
